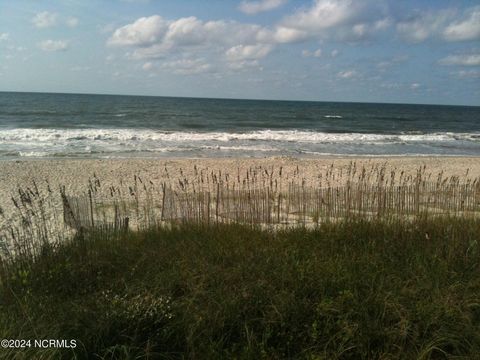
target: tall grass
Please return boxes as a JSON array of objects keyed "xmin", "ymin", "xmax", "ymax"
[
  {"xmin": 0, "ymin": 162, "xmax": 479, "ymax": 359},
  {"xmin": 0, "ymin": 219, "xmax": 479, "ymax": 359},
  {"xmin": 60, "ymin": 163, "xmax": 480, "ymax": 230}
]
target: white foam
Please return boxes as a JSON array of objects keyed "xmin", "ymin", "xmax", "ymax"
[
  {"xmin": 1, "ymin": 128, "xmax": 479, "ymax": 144},
  {"xmin": 1, "ymin": 128, "xmax": 479, "ymax": 158},
  {"xmin": 199, "ymin": 145, "xmax": 278, "ymax": 152},
  {"xmin": 18, "ymin": 151, "xmax": 51, "ymax": 157}
]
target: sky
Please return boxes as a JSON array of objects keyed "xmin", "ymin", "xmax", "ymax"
[{"xmin": 0, "ymin": 0, "xmax": 479, "ymax": 105}]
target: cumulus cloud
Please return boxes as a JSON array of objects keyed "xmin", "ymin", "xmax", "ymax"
[
  {"xmin": 283, "ymin": 0, "xmax": 358, "ymax": 31},
  {"xmin": 0, "ymin": 33, "xmax": 9, "ymax": 42},
  {"xmin": 109, "ymin": 15, "xmax": 271, "ymax": 59},
  {"xmin": 32, "ymin": 11, "xmax": 58, "ymax": 28},
  {"xmin": 108, "ymin": 15, "xmax": 169, "ymax": 47},
  {"xmin": 108, "ymin": 14, "xmax": 298, "ymax": 63},
  {"xmin": 396, "ymin": 6, "xmax": 480, "ymax": 43},
  {"xmin": 443, "ymin": 7, "xmax": 480, "ymax": 41},
  {"xmin": 269, "ymin": 26, "xmax": 308, "ymax": 43},
  {"xmin": 348, "ymin": 18, "xmax": 392, "ymax": 40},
  {"xmin": 37, "ymin": 40, "xmax": 69, "ymax": 52},
  {"xmin": 439, "ymin": 54, "xmax": 480, "ymax": 66},
  {"xmin": 108, "ymin": 3, "xmax": 390, "ymax": 65},
  {"xmin": 278, "ymin": 0, "xmax": 390, "ymax": 42},
  {"xmin": 238, "ymin": 0, "xmax": 287, "ymax": 15},
  {"xmin": 226, "ymin": 44, "xmax": 273, "ymax": 61},
  {"xmin": 106, "ymin": 4, "xmax": 480, "ymax": 79},
  {"xmin": 396, "ymin": 9, "xmax": 453, "ymax": 43}
]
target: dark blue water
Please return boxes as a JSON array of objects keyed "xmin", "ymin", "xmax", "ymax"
[{"xmin": 0, "ymin": 91, "xmax": 479, "ymax": 158}]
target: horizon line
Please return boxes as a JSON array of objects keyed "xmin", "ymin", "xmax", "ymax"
[{"xmin": 0, "ymin": 90, "xmax": 478, "ymax": 108}]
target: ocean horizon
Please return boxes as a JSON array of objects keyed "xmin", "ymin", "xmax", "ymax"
[{"xmin": 1, "ymin": 91, "xmax": 479, "ymax": 159}]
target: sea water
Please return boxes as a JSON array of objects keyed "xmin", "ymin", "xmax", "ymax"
[{"xmin": 0, "ymin": 92, "xmax": 479, "ymax": 159}]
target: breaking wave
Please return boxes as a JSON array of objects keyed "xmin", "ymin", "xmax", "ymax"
[{"xmin": 0, "ymin": 128, "xmax": 479, "ymax": 158}]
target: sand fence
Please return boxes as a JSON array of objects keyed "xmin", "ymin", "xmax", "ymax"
[
  {"xmin": 1, "ymin": 163, "xmax": 479, "ymax": 260},
  {"xmin": 62, "ymin": 178, "xmax": 480, "ymax": 231}
]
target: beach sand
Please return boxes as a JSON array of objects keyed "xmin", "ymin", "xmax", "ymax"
[{"xmin": 1, "ymin": 156, "xmax": 480, "ymax": 229}]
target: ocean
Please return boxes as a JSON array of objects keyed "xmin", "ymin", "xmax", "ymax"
[{"xmin": 0, "ymin": 91, "xmax": 479, "ymax": 159}]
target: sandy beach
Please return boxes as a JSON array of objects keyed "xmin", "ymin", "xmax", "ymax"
[{"xmin": 1, "ymin": 156, "xmax": 479, "ymax": 228}]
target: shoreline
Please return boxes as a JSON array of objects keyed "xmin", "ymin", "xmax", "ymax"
[{"xmin": 2, "ymin": 153, "xmax": 480, "ymax": 163}]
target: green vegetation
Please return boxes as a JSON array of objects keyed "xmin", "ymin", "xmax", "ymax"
[{"xmin": 1, "ymin": 217, "xmax": 479, "ymax": 359}]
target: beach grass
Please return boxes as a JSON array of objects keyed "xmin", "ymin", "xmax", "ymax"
[
  {"xmin": 0, "ymin": 162, "xmax": 479, "ymax": 359},
  {"xmin": 0, "ymin": 217, "xmax": 479, "ymax": 359}
]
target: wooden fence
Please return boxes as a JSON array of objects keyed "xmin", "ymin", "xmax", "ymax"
[{"xmin": 63, "ymin": 181, "xmax": 480, "ymax": 230}]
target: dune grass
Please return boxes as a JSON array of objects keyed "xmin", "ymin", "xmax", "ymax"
[{"xmin": 0, "ymin": 217, "xmax": 479, "ymax": 359}]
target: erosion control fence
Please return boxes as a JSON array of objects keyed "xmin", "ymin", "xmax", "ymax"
[{"xmin": 62, "ymin": 180, "xmax": 480, "ymax": 231}]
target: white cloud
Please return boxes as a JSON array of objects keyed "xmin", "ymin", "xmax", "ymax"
[
  {"xmin": 349, "ymin": 18, "xmax": 391, "ymax": 40},
  {"xmin": 396, "ymin": 10, "xmax": 453, "ymax": 43},
  {"xmin": 238, "ymin": 0, "xmax": 287, "ymax": 15},
  {"xmin": 66, "ymin": 17, "xmax": 79, "ymax": 28},
  {"xmin": 161, "ymin": 58, "xmax": 212, "ymax": 75},
  {"xmin": 278, "ymin": 0, "xmax": 389, "ymax": 42},
  {"xmin": 226, "ymin": 44, "xmax": 273, "ymax": 61},
  {"xmin": 109, "ymin": 15, "xmax": 267, "ymax": 59},
  {"xmin": 337, "ymin": 70, "xmax": 358, "ymax": 79},
  {"xmin": 37, "ymin": 40, "xmax": 69, "ymax": 52},
  {"xmin": 164, "ymin": 16, "xmax": 218, "ymax": 46},
  {"xmin": 109, "ymin": 2, "xmax": 390, "ymax": 63},
  {"xmin": 443, "ymin": 7, "xmax": 480, "ymax": 41},
  {"xmin": 0, "ymin": 33, "xmax": 9, "ymax": 42},
  {"xmin": 439, "ymin": 54, "xmax": 480, "ymax": 66},
  {"xmin": 283, "ymin": 0, "xmax": 358, "ymax": 32},
  {"xmin": 32, "ymin": 11, "xmax": 58, "ymax": 29},
  {"xmin": 108, "ymin": 15, "xmax": 169, "ymax": 47},
  {"xmin": 108, "ymin": 15, "xmax": 297, "ymax": 62},
  {"xmin": 410, "ymin": 83, "xmax": 421, "ymax": 90},
  {"xmin": 396, "ymin": 6, "xmax": 480, "ymax": 43},
  {"xmin": 352, "ymin": 23, "xmax": 368, "ymax": 37},
  {"xmin": 270, "ymin": 26, "xmax": 308, "ymax": 43},
  {"xmin": 331, "ymin": 49, "xmax": 339, "ymax": 57}
]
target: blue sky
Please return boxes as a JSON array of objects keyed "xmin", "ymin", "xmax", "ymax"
[{"xmin": 0, "ymin": 0, "xmax": 479, "ymax": 105}]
